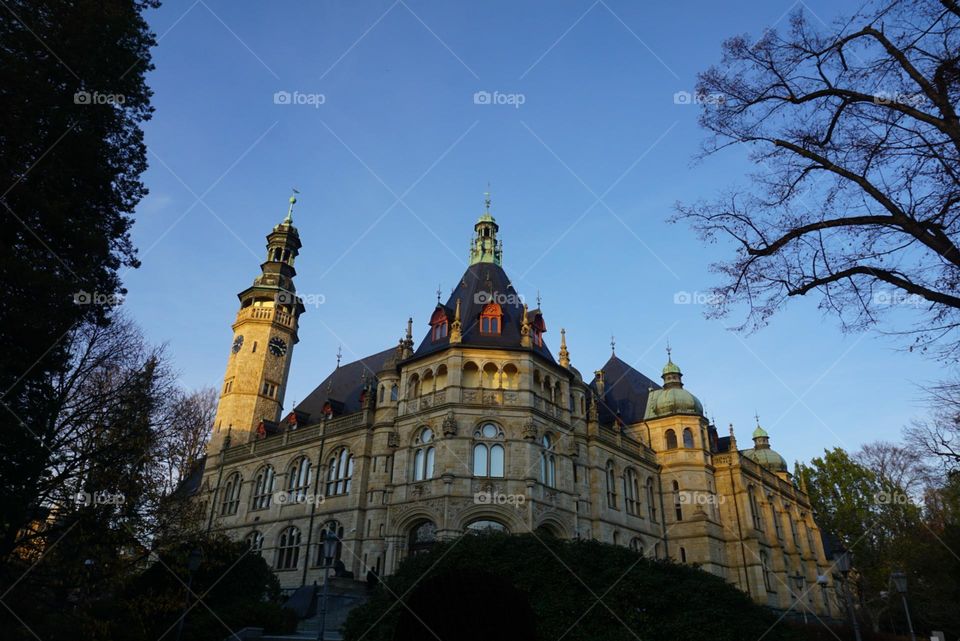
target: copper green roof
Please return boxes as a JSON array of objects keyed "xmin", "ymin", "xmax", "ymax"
[
  {"xmin": 743, "ymin": 447, "xmax": 788, "ymax": 472},
  {"xmin": 662, "ymin": 358, "xmax": 681, "ymax": 376},
  {"xmin": 644, "ymin": 386, "xmax": 704, "ymax": 419}
]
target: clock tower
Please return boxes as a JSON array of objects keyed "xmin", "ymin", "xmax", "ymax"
[{"xmin": 207, "ymin": 194, "xmax": 305, "ymax": 452}]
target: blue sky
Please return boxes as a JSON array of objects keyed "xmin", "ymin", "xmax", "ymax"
[{"xmin": 125, "ymin": 0, "xmax": 941, "ymax": 465}]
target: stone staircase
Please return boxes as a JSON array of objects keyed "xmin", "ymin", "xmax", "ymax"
[{"xmin": 262, "ymin": 578, "xmax": 370, "ymax": 641}]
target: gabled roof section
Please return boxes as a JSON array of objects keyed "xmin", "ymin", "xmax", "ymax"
[
  {"xmin": 589, "ymin": 355, "xmax": 660, "ymax": 426},
  {"xmin": 414, "ymin": 262, "xmax": 555, "ymax": 362},
  {"xmin": 295, "ymin": 347, "xmax": 396, "ymax": 422}
]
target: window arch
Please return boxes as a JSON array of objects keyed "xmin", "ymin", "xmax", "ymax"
[
  {"xmin": 317, "ymin": 520, "xmax": 344, "ymax": 565},
  {"xmin": 408, "ymin": 520, "xmax": 437, "ymax": 556},
  {"xmin": 407, "ymin": 373, "xmax": 420, "ymax": 399},
  {"xmin": 286, "ymin": 456, "xmax": 311, "ymax": 503},
  {"xmin": 412, "ymin": 427, "xmax": 436, "ymax": 481},
  {"xmin": 251, "ymin": 466, "xmax": 275, "ymax": 510},
  {"xmin": 473, "ymin": 422, "xmax": 504, "ymax": 477},
  {"xmin": 672, "ymin": 480, "xmax": 683, "ymax": 521},
  {"xmin": 421, "ymin": 370, "xmax": 435, "ymax": 395},
  {"xmin": 665, "ymin": 429, "xmax": 678, "ymax": 449},
  {"xmin": 435, "ymin": 364, "xmax": 448, "ymax": 389},
  {"xmin": 466, "ymin": 519, "xmax": 508, "ymax": 534},
  {"xmin": 378, "ymin": 385, "xmax": 385, "ymax": 403},
  {"xmin": 605, "ymin": 461, "xmax": 617, "ymax": 509},
  {"xmin": 220, "ymin": 472, "xmax": 242, "ymax": 515},
  {"xmin": 481, "ymin": 362, "xmax": 499, "ymax": 388},
  {"xmin": 479, "ymin": 303, "xmax": 502, "ymax": 335},
  {"xmin": 462, "ymin": 362, "xmax": 480, "ymax": 387},
  {"xmin": 629, "ymin": 537, "xmax": 643, "ymax": 555},
  {"xmin": 760, "ymin": 550, "xmax": 773, "ymax": 591},
  {"xmin": 390, "ymin": 384, "xmax": 399, "ymax": 401},
  {"xmin": 276, "ymin": 526, "xmax": 301, "ymax": 570},
  {"xmin": 326, "ymin": 448, "xmax": 354, "ymax": 496},
  {"xmin": 540, "ymin": 434, "xmax": 556, "ymax": 487},
  {"xmin": 624, "ymin": 468, "xmax": 640, "ymax": 515},
  {"xmin": 646, "ymin": 477, "xmax": 657, "ymax": 521},
  {"xmin": 246, "ymin": 530, "xmax": 264, "ymax": 555},
  {"xmin": 502, "ymin": 363, "xmax": 519, "ymax": 390},
  {"xmin": 682, "ymin": 427, "xmax": 694, "ymax": 448},
  {"xmin": 430, "ymin": 307, "xmax": 449, "ymax": 341}
]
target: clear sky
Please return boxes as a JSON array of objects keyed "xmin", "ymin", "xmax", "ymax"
[{"xmin": 125, "ymin": 0, "xmax": 943, "ymax": 466}]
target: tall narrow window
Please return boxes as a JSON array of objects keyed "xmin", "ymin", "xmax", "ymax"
[
  {"xmin": 251, "ymin": 466, "xmax": 275, "ymax": 510},
  {"xmin": 326, "ymin": 448, "xmax": 354, "ymax": 496},
  {"xmin": 624, "ymin": 468, "xmax": 640, "ymax": 515},
  {"xmin": 748, "ymin": 485, "xmax": 763, "ymax": 530},
  {"xmin": 606, "ymin": 461, "xmax": 617, "ymax": 509},
  {"xmin": 390, "ymin": 384, "xmax": 398, "ymax": 401},
  {"xmin": 760, "ymin": 551, "xmax": 773, "ymax": 591},
  {"xmin": 220, "ymin": 472, "xmax": 242, "ymax": 516},
  {"xmin": 286, "ymin": 456, "xmax": 311, "ymax": 503},
  {"xmin": 540, "ymin": 434, "xmax": 556, "ymax": 487},
  {"xmin": 246, "ymin": 531, "xmax": 264, "ymax": 555},
  {"xmin": 646, "ymin": 477, "xmax": 657, "ymax": 521},
  {"xmin": 276, "ymin": 526, "xmax": 301, "ymax": 570},
  {"xmin": 770, "ymin": 496, "xmax": 783, "ymax": 539},
  {"xmin": 473, "ymin": 422, "xmax": 504, "ymax": 477},
  {"xmin": 412, "ymin": 427, "xmax": 436, "ymax": 481},
  {"xmin": 672, "ymin": 480, "xmax": 683, "ymax": 521},
  {"xmin": 682, "ymin": 428, "xmax": 694, "ymax": 448}
]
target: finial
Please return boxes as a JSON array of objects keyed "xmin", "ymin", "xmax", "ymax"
[
  {"xmin": 454, "ymin": 298, "xmax": 461, "ymax": 321},
  {"xmin": 754, "ymin": 411, "xmax": 761, "ymax": 427},
  {"xmin": 560, "ymin": 328, "xmax": 567, "ymax": 347},
  {"xmin": 436, "ymin": 284, "xmax": 443, "ymax": 304},
  {"xmin": 536, "ymin": 289, "xmax": 542, "ymax": 308},
  {"xmin": 610, "ymin": 334, "xmax": 616, "ymax": 354},
  {"xmin": 559, "ymin": 328, "xmax": 570, "ymax": 368},
  {"xmin": 406, "ymin": 317, "xmax": 413, "ymax": 341},
  {"xmin": 484, "ymin": 182, "xmax": 491, "ymax": 213},
  {"xmin": 666, "ymin": 340, "xmax": 672, "ymax": 362},
  {"xmin": 336, "ymin": 346, "xmax": 342, "ymax": 369},
  {"xmin": 729, "ymin": 423, "xmax": 737, "ymax": 451},
  {"xmin": 284, "ymin": 188, "xmax": 299, "ymax": 224}
]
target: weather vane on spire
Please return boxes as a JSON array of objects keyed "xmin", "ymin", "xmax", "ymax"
[
  {"xmin": 284, "ymin": 188, "xmax": 299, "ymax": 224},
  {"xmin": 610, "ymin": 334, "xmax": 616, "ymax": 354},
  {"xmin": 536, "ymin": 289, "xmax": 542, "ymax": 308},
  {"xmin": 335, "ymin": 345, "xmax": 342, "ymax": 369},
  {"xmin": 666, "ymin": 340, "xmax": 672, "ymax": 361},
  {"xmin": 484, "ymin": 182, "xmax": 491, "ymax": 214},
  {"xmin": 754, "ymin": 411, "xmax": 761, "ymax": 426},
  {"xmin": 436, "ymin": 283, "xmax": 442, "ymax": 304}
]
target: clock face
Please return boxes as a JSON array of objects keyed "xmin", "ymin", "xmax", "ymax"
[
  {"xmin": 268, "ymin": 337, "xmax": 288, "ymax": 357},
  {"xmin": 232, "ymin": 335, "xmax": 244, "ymax": 353}
]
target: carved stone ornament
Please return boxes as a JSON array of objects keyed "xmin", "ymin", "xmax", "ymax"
[
  {"xmin": 442, "ymin": 411, "xmax": 458, "ymax": 437},
  {"xmin": 387, "ymin": 431, "xmax": 400, "ymax": 448},
  {"xmin": 522, "ymin": 418, "xmax": 539, "ymax": 441}
]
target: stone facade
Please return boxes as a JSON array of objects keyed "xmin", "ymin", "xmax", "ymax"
[{"xmin": 196, "ymin": 200, "xmax": 840, "ymax": 619}]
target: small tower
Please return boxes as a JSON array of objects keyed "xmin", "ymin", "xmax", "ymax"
[
  {"xmin": 469, "ymin": 190, "xmax": 502, "ymax": 266},
  {"xmin": 208, "ymin": 192, "xmax": 306, "ymax": 451}
]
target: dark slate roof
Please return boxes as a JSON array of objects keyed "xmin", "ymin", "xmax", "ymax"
[
  {"xmin": 820, "ymin": 530, "xmax": 844, "ymax": 559},
  {"xmin": 588, "ymin": 355, "xmax": 661, "ymax": 425},
  {"xmin": 295, "ymin": 347, "xmax": 396, "ymax": 422},
  {"xmin": 173, "ymin": 455, "xmax": 207, "ymax": 498},
  {"xmin": 414, "ymin": 263, "xmax": 555, "ymax": 362}
]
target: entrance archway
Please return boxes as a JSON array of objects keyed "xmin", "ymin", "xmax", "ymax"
[{"xmin": 392, "ymin": 569, "xmax": 536, "ymax": 641}]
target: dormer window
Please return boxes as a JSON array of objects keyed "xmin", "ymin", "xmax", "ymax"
[
  {"xmin": 429, "ymin": 307, "xmax": 449, "ymax": 342},
  {"xmin": 479, "ymin": 303, "xmax": 502, "ymax": 335}
]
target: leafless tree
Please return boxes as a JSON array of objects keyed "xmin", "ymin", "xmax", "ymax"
[
  {"xmin": 674, "ymin": 0, "xmax": 960, "ymax": 357},
  {"xmin": 157, "ymin": 386, "xmax": 214, "ymax": 496},
  {"xmin": 855, "ymin": 440, "xmax": 933, "ymax": 496},
  {"xmin": 904, "ymin": 382, "xmax": 960, "ymax": 471}
]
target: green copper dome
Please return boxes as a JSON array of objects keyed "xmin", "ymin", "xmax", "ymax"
[
  {"xmin": 644, "ymin": 387, "xmax": 704, "ymax": 419},
  {"xmin": 662, "ymin": 359, "xmax": 682, "ymax": 376},
  {"xmin": 752, "ymin": 425, "xmax": 768, "ymax": 439},
  {"xmin": 743, "ymin": 447, "xmax": 788, "ymax": 473}
]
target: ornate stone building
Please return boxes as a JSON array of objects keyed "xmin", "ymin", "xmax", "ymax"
[{"xmin": 196, "ymin": 195, "xmax": 837, "ymax": 617}]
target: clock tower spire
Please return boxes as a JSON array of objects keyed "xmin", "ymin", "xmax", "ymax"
[{"xmin": 208, "ymin": 192, "xmax": 305, "ymax": 451}]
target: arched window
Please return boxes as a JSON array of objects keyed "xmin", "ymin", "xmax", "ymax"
[
  {"xmin": 412, "ymin": 427, "xmax": 436, "ymax": 481},
  {"xmin": 665, "ymin": 429, "xmax": 678, "ymax": 449},
  {"xmin": 246, "ymin": 530, "xmax": 264, "ymax": 555},
  {"xmin": 481, "ymin": 363, "xmax": 499, "ymax": 388},
  {"xmin": 407, "ymin": 373, "xmax": 420, "ymax": 399},
  {"xmin": 317, "ymin": 520, "xmax": 344, "ymax": 565},
  {"xmin": 646, "ymin": 477, "xmax": 657, "ymax": 521},
  {"xmin": 769, "ymin": 495, "xmax": 783, "ymax": 539},
  {"xmin": 276, "ymin": 526, "xmax": 301, "ymax": 570},
  {"xmin": 326, "ymin": 448, "xmax": 354, "ymax": 496},
  {"xmin": 624, "ymin": 468, "xmax": 640, "ymax": 515},
  {"xmin": 408, "ymin": 520, "xmax": 437, "ymax": 556},
  {"xmin": 605, "ymin": 461, "xmax": 617, "ymax": 509},
  {"xmin": 220, "ymin": 472, "xmax": 242, "ymax": 515},
  {"xmin": 502, "ymin": 363, "xmax": 519, "ymax": 390},
  {"xmin": 473, "ymin": 422, "xmax": 504, "ymax": 477},
  {"xmin": 540, "ymin": 434, "xmax": 556, "ymax": 487},
  {"xmin": 378, "ymin": 385, "xmax": 385, "ymax": 403},
  {"xmin": 672, "ymin": 480, "xmax": 683, "ymax": 521},
  {"xmin": 286, "ymin": 456, "xmax": 311, "ymax": 503},
  {"xmin": 629, "ymin": 537, "xmax": 643, "ymax": 555},
  {"xmin": 435, "ymin": 364, "xmax": 448, "ymax": 389},
  {"xmin": 679, "ymin": 547, "xmax": 687, "ymax": 563},
  {"xmin": 462, "ymin": 362, "xmax": 480, "ymax": 387},
  {"xmin": 682, "ymin": 427, "xmax": 694, "ymax": 448},
  {"xmin": 421, "ymin": 370, "xmax": 435, "ymax": 395},
  {"xmin": 430, "ymin": 307, "xmax": 449, "ymax": 341},
  {"xmin": 479, "ymin": 303, "xmax": 502, "ymax": 335},
  {"xmin": 466, "ymin": 519, "xmax": 508, "ymax": 534},
  {"xmin": 390, "ymin": 384, "xmax": 399, "ymax": 401},
  {"xmin": 251, "ymin": 466, "xmax": 275, "ymax": 510},
  {"xmin": 787, "ymin": 504, "xmax": 799, "ymax": 544},
  {"xmin": 748, "ymin": 485, "xmax": 763, "ymax": 530}
]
